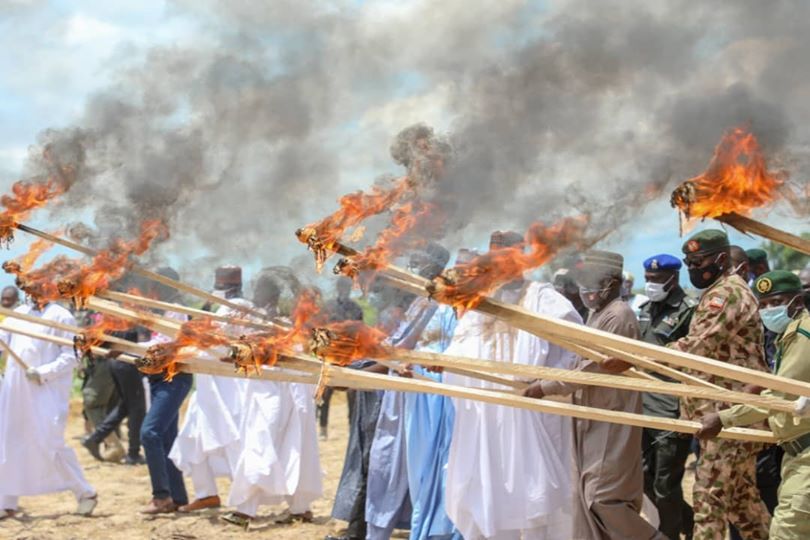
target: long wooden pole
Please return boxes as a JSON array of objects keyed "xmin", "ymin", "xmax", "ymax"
[
  {"xmin": 98, "ymin": 290, "xmax": 272, "ymax": 332},
  {"xmin": 718, "ymin": 212, "xmax": 810, "ymax": 256},
  {"xmin": 0, "ymin": 305, "xmax": 147, "ymax": 356},
  {"xmin": 14, "ymin": 223, "xmax": 281, "ymax": 326},
  {"xmin": 0, "ymin": 338, "xmax": 30, "ymax": 371},
  {"xmin": 325, "ymin": 241, "xmax": 738, "ymax": 389},
  {"xmin": 402, "ymin": 349, "xmax": 795, "ymax": 413},
  {"xmin": 322, "ymin": 362, "xmax": 777, "ymax": 444}
]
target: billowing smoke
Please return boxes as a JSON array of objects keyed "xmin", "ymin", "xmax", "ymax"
[{"xmin": 7, "ymin": 0, "xmax": 810, "ymax": 286}]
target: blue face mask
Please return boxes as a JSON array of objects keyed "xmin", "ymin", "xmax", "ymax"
[{"xmin": 759, "ymin": 305, "xmax": 793, "ymax": 334}]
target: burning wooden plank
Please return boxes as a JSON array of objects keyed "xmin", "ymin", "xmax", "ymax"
[
  {"xmin": 670, "ymin": 126, "xmax": 809, "ymax": 253},
  {"xmin": 11, "ymin": 222, "xmax": 279, "ymax": 325}
]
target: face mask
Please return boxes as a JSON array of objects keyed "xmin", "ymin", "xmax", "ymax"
[
  {"xmin": 645, "ymin": 279, "xmax": 672, "ymax": 302},
  {"xmin": 688, "ymin": 255, "xmax": 723, "ymax": 289},
  {"xmin": 759, "ymin": 305, "xmax": 793, "ymax": 334}
]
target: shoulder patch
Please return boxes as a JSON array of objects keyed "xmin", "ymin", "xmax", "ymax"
[{"xmin": 708, "ymin": 296, "xmax": 726, "ymax": 310}]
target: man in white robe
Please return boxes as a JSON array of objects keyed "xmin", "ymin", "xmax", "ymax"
[
  {"xmin": 0, "ymin": 301, "xmax": 97, "ymax": 518},
  {"xmin": 443, "ymin": 231, "xmax": 579, "ymax": 540},
  {"xmin": 222, "ymin": 275, "xmax": 322, "ymax": 528},
  {"xmin": 171, "ymin": 265, "xmax": 248, "ymax": 512}
]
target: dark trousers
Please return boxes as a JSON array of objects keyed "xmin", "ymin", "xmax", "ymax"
[
  {"xmin": 91, "ymin": 359, "xmax": 146, "ymax": 458},
  {"xmin": 141, "ymin": 373, "xmax": 193, "ymax": 503},
  {"xmin": 642, "ymin": 428, "xmax": 694, "ymax": 540},
  {"xmin": 317, "ymin": 386, "xmax": 334, "ymax": 431},
  {"xmin": 729, "ymin": 445, "xmax": 783, "ymax": 540}
]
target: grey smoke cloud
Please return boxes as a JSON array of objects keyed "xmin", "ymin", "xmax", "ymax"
[{"xmin": 8, "ymin": 0, "xmax": 810, "ymax": 286}]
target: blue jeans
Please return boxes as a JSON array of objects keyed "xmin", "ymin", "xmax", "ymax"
[{"xmin": 141, "ymin": 373, "xmax": 193, "ymax": 503}]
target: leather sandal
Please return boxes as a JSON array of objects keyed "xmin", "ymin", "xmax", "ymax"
[
  {"xmin": 221, "ymin": 511, "xmax": 252, "ymax": 530},
  {"xmin": 177, "ymin": 495, "xmax": 221, "ymax": 513},
  {"xmin": 140, "ymin": 497, "xmax": 177, "ymax": 515}
]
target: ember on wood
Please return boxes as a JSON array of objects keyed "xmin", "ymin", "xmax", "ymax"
[
  {"xmin": 309, "ymin": 321, "xmax": 390, "ymax": 366},
  {"xmin": 138, "ymin": 318, "xmax": 231, "ymax": 379},
  {"xmin": 73, "ymin": 315, "xmax": 133, "ymax": 357}
]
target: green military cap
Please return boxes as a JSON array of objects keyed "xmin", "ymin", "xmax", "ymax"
[
  {"xmin": 753, "ymin": 269, "xmax": 802, "ymax": 298},
  {"xmin": 745, "ymin": 248, "xmax": 768, "ymax": 264},
  {"xmin": 682, "ymin": 229, "xmax": 729, "ymax": 255}
]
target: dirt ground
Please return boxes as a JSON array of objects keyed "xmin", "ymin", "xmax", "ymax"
[
  {"xmin": 0, "ymin": 392, "xmax": 356, "ymax": 540},
  {"xmin": 0, "ymin": 391, "xmax": 700, "ymax": 540}
]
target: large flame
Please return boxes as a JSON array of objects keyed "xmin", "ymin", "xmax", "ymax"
[
  {"xmin": 296, "ymin": 176, "xmax": 415, "ymax": 271},
  {"xmin": 0, "ymin": 148, "xmax": 79, "ymax": 246},
  {"xmin": 74, "ymin": 314, "xmax": 133, "ymax": 357},
  {"xmin": 6, "ymin": 220, "xmax": 168, "ymax": 308},
  {"xmin": 309, "ymin": 320, "xmax": 390, "ymax": 366},
  {"xmin": 671, "ymin": 127, "xmax": 785, "ymax": 220},
  {"xmin": 430, "ymin": 216, "xmax": 590, "ymax": 315},
  {"xmin": 139, "ymin": 318, "xmax": 232, "ymax": 379},
  {"xmin": 334, "ymin": 200, "xmax": 436, "ymax": 288}
]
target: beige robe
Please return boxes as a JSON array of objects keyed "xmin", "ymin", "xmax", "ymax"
[{"xmin": 542, "ymin": 298, "xmax": 663, "ymax": 540}]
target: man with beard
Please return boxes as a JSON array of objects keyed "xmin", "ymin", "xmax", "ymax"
[
  {"xmin": 670, "ymin": 230, "xmax": 771, "ymax": 540},
  {"xmin": 445, "ymin": 231, "xmax": 579, "ymax": 540},
  {"xmin": 527, "ymin": 250, "xmax": 664, "ymax": 540},
  {"xmin": 637, "ymin": 254, "xmax": 696, "ymax": 540},
  {"xmin": 696, "ymin": 270, "xmax": 810, "ymax": 539}
]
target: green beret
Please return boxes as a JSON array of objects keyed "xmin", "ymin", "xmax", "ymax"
[
  {"xmin": 682, "ymin": 229, "xmax": 729, "ymax": 255},
  {"xmin": 580, "ymin": 250, "xmax": 623, "ymax": 277},
  {"xmin": 753, "ymin": 270, "xmax": 802, "ymax": 298},
  {"xmin": 745, "ymin": 248, "xmax": 768, "ymax": 265}
]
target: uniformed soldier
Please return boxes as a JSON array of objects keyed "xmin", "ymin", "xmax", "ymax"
[
  {"xmin": 638, "ymin": 253, "xmax": 696, "ymax": 540},
  {"xmin": 745, "ymin": 248, "xmax": 770, "ymax": 280},
  {"xmin": 668, "ymin": 229, "xmax": 771, "ymax": 540},
  {"xmin": 697, "ymin": 270, "xmax": 810, "ymax": 540}
]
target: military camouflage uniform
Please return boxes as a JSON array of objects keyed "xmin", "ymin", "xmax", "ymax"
[
  {"xmin": 720, "ymin": 310, "xmax": 810, "ymax": 540},
  {"xmin": 638, "ymin": 286, "xmax": 696, "ymax": 540},
  {"xmin": 669, "ymin": 273, "xmax": 771, "ymax": 540}
]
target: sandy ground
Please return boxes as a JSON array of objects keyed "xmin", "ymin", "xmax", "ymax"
[
  {"xmin": 0, "ymin": 392, "xmax": 357, "ymax": 540},
  {"xmin": 0, "ymin": 389, "xmax": 700, "ymax": 540}
]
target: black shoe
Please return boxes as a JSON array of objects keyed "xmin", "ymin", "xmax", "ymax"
[
  {"xmin": 81, "ymin": 435, "xmax": 103, "ymax": 461},
  {"xmin": 123, "ymin": 455, "xmax": 146, "ymax": 465}
]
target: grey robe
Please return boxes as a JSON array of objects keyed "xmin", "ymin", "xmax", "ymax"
[{"xmin": 542, "ymin": 298, "xmax": 663, "ymax": 540}]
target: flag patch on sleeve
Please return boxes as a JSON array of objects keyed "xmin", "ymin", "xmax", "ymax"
[{"xmin": 708, "ymin": 296, "xmax": 726, "ymax": 309}]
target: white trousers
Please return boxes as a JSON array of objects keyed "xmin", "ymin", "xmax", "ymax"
[{"xmin": 189, "ymin": 460, "xmax": 219, "ymax": 499}]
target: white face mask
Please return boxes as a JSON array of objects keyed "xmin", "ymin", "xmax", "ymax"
[{"xmin": 644, "ymin": 276, "xmax": 674, "ymax": 302}]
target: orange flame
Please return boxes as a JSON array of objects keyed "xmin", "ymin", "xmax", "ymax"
[
  {"xmin": 430, "ymin": 216, "xmax": 591, "ymax": 315},
  {"xmin": 309, "ymin": 320, "xmax": 390, "ymax": 366},
  {"xmin": 139, "ymin": 318, "xmax": 233, "ymax": 379},
  {"xmin": 7, "ymin": 220, "xmax": 168, "ymax": 308},
  {"xmin": 671, "ymin": 127, "xmax": 785, "ymax": 219},
  {"xmin": 334, "ymin": 200, "xmax": 436, "ymax": 288},
  {"xmin": 296, "ymin": 176, "xmax": 415, "ymax": 271},
  {"xmin": 74, "ymin": 314, "xmax": 133, "ymax": 356}
]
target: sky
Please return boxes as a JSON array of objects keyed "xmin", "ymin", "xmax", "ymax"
[{"xmin": 0, "ymin": 0, "xmax": 808, "ymax": 294}]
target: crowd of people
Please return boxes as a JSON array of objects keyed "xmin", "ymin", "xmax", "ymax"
[{"xmin": 1, "ymin": 227, "xmax": 809, "ymax": 540}]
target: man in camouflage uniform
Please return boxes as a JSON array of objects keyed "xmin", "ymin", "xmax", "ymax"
[
  {"xmin": 638, "ymin": 254, "xmax": 696, "ymax": 540},
  {"xmin": 669, "ymin": 229, "xmax": 771, "ymax": 540},
  {"xmin": 697, "ymin": 270, "xmax": 810, "ymax": 539}
]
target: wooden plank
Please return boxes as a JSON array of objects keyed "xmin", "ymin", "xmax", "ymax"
[
  {"xmin": 322, "ymin": 362, "xmax": 777, "ymax": 444},
  {"xmin": 99, "ymin": 290, "xmax": 273, "ymax": 332},
  {"xmin": 718, "ymin": 212, "xmax": 810, "ymax": 256},
  {"xmin": 0, "ymin": 305, "xmax": 147, "ymax": 356},
  {"xmin": 0, "ymin": 338, "xmax": 30, "ymax": 371},
  {"xmin": 403, "ymin": 350, "xmax": 796, "ymax": 414},
  {"xmin": 85, "ymin": 297, "xmax": 182, "ymax": 338}
]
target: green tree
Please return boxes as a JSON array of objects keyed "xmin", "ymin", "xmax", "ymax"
[{"xmin": 761, "ymin": 232, "xmax": 810, "ymax": 270}]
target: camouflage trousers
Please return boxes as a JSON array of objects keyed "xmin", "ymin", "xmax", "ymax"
[
  {"xmin": 771, "ymin": 447, "xmax": 810, "ymax": 539},
  {"xmin": 693, "ymin": 438, "xmax": 770, "ymax": 540}
]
